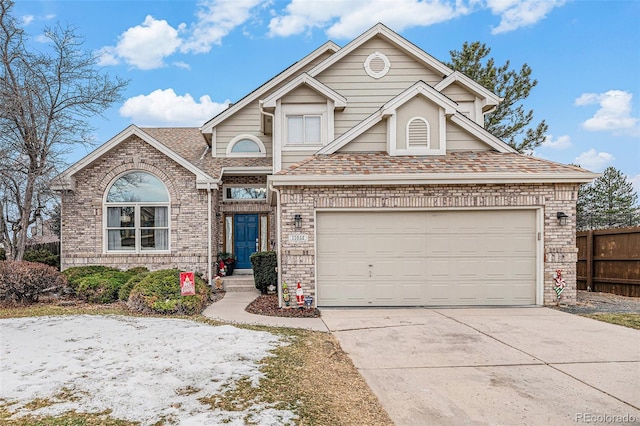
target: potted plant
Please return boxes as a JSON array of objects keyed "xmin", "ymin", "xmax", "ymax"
[{"xmin": 217, "ymin": 252, "xmax": 236, "ymax": 276}]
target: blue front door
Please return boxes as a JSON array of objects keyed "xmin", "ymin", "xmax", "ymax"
[{"xmin": 234, "ymin": 214, "xmax": 259, "ymax": 269}]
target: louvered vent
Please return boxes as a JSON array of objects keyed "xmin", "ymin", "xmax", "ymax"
[
  {"xmin": 407, "ymin": 118, "xmax": 429, "ymax": 148},
  {"xmin": 364, "ymin": 52, "xmax": 390, "ymax": 79}
]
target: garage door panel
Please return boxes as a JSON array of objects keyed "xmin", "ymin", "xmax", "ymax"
[{"xmin": 317, "ymin": 210, "xmax": 537, "ymax": 307}]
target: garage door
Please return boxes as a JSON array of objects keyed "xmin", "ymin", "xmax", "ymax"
[{"xmin": 316, "ymin": 210, "xmax": 537, "ymax": 306}]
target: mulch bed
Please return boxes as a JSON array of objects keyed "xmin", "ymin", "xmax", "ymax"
[{"xmin": 245, "ymin": 293, "xmax": 321, "ymax": 318}]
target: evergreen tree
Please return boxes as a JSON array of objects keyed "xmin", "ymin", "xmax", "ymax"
[
  {"xmin": 447, "ymin": 41, "xmax": 548, "ymax": 154},
  {"xmin": 577, "ymin": 166, "xmax": 640, "ymax": 230}
]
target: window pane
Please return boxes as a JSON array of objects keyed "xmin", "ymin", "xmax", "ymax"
[
  {"xmin": 287, "ymin": 116, "xmax": 303, "ymax": 144},
  {"xmin": 107, "ymin": 207, "xmax": 135, "ymax": 228},
  {"xmin": 231, "ymin": 139, "xmax": 261, "ymax": 153},
  {"xmin": 108, "ymin": 229, "xmax": 135, "ymax": 250},
  {"xmin": 107, "ymin": 172, "xmax": 169, "ymax": 202},
  {"xmin": 140, "ymin": 206, "xmax": 168, "ymax": 227},
  {"xmin": 141, "ymin": 229, "xmax": 168, "ymax": 250},
  {"xmin": 304, "ymin": 116, "xmax": 321, "ymax": 143},
  {"xmin": 226, "ymin": 187, "xmax": 266, "ymax": 199},
  {"xmin": 260, "ymin": 215, "xmax": 268, "ymax": 251},
  {"xmin": 225, "ymin": 216, "xmax": 233, "ymax": 253}
]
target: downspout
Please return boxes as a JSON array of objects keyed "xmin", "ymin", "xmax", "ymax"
[
  {"xmin": 207, "ymin": 182, "xmax": 212, "ymax": 289},
  {"xmin": 262, "ymin": 100, "xmax": 281, "ymax": 307},
  {"xmin": 269, "ymin": 182, "xmax": 283, "ymax": 308}
]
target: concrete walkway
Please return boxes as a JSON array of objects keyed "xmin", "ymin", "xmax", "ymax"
[{"xmin": 202, "ymin": 290, "xmax": 329, "ymax": 332}]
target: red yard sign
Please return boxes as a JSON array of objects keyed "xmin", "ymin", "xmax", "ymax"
[{"xmin": 180, "ymin": 272, "xmax": 196, "ymax": 296}]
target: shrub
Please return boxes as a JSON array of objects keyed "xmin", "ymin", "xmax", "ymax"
[
  {"xmin": 23, "ymin": 248, "xmax": 60, "ymax": 269},
  {"xmin": 63, "ymin": 266, "xmax": 121, "ymax": 291},
  {"xmin": 127, "ymin": 269, "xmax": 210, "ymax": 315},
  {"xmin": 76, "ymin": 270, "xmax": 133, "ymax": 304},
  {"xmin": 0, "ymin": 261, "xmax": 68, "ymax": 304},
  {"xmin": 118, "ymin": 271, "xmax": 148, "ymax": 301},
  {"xmin": 250, "ymin": 251, "xmax": 277, "ymax": 294}
]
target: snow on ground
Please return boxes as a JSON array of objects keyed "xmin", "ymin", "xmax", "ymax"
[{"xmin": 0, "ymin": 315, "xmax": 296, "ymax": 425}]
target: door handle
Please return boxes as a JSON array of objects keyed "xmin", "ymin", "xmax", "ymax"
[{"xmin": 256, "ymin": 238, "xmax": 259, "ymax": 251}]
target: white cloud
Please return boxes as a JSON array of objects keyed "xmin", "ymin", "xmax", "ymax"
[
  {"xmin": 574, "ymin": 149, "xmax": 614, "ymax": 172},
  {"xmin": 181, "ymin": 0, "xmax": 266, "ymax": 53},
  {"xmin": 541, "ymin": 134, "xmax": 571, "ymax": 150},
  {"xmin": 575, "ymin": 90, "xmax": 639, "ymax": 134},
  {"xmin": 119, "ymin": 88, "xmax": 229, "ymax": 126},
  {"xmin": 21, "ymin": 15, "xmax": 35, "ymax": 26},
  {"xmin": 98, "ymin": 15, "xmax": 184, "ymax": 70},
  {"xmin": 487, "ymin": 0, "xmax": 565, "ymax": 34},
  {"xmin": 268, "ymin": 0, "xmax": 470, "ymax": 39}
]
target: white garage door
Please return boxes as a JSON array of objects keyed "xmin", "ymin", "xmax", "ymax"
[{"xmin": 316, "ymin": 210, "xmax": 537, "ymax": 307}]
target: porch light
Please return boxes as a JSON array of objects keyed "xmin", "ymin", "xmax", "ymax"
[
  {"xmin": 556, "ymin": 211, "xmax": 568, "ymax": 226},
  {"xmin": 294, "ymin": 214, "xmax": 302, "ymax": 229}
]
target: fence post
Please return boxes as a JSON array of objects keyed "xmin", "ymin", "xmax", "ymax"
[{"xmin": 585, "ymin": 230, "xmax": 594, "ymax": 292}]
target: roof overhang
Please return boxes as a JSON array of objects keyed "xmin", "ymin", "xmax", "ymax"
[
  {"xmin": 435, "ymin": 71, "xmax": 502, "ymax": 111},
  {"xmin": 51, "ymin": 125, "xmax": 218, "ymax": 192},
  {"xmin": 269, "ymin": 172, "xmax": 599, "ymax": 187},
  {"xmin": 262, "ymin": 73, "xmax": 347, "ymax": 109}
]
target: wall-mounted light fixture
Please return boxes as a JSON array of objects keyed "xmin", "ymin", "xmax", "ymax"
[
  {"xmin": 294, "ymin": 214, "xmax": 302, "ymax": 229},
  {"xmin": 557, "ymin": 211, "xmax": 568, "ymax": 226}
]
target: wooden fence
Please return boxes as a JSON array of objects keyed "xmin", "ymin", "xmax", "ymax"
[{"xmin": 576, "ymin": 227, "xmax": 640, "ymax": 297}]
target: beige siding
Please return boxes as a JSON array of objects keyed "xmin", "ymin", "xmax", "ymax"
[
  {"xmin": 396, "ymin": 95, "xmax": 441, "ymax": 150},
  {"xmin": 281, "ymin": 85, "xmax": 328, "ymax": 104},
  {"xmin": 281, "ymin": 152, "xmax": 314, "ymax": 170},
  {"xmin": 338, "ymin": 121, "xmax": 387, "ymax": 152},
  {"xmin": 316, "ymin": 36, "xmax": 443, "ymax": 138},
  {"xmin": 441, "ymin": 82, "xmax": 476, "ymax": 102},
  {"xmin": 446, "ymin": 120, "xmax": 492, "ymax": 151},
  {"xmin": 215, "ymin": 102, "xmax": 273, "ymax": 156}
]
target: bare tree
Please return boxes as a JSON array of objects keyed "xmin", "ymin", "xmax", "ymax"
[{"xmin": 0, "ymin": 0, "xmax": 127, "ymax": 259}]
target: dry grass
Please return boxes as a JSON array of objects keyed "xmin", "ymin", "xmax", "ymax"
[
  {"xmin": 581, "ymin": 313, "xmax": 640, "ymax": 330},
  {"xmin": 0, "ymin": 303, "xmax": 391, "ymax": 425}
]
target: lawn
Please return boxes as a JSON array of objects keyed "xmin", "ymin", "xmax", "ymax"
[
  {"xmin": 581, "ymin": 312, "xmax": 640, "ymax": 330},
  {"xmin": 0, "ymin": 304, "xmax": 392, "ymax": 425}
]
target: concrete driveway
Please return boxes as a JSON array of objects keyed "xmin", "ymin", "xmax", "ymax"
[{"xmin": 322, "ymin": 307, "xmax": 640, "ymax": 426}]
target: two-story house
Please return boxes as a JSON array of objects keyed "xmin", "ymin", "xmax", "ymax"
[{"xmin": 52, "ymin": 23, "xmax": 596, "ymax": 307}]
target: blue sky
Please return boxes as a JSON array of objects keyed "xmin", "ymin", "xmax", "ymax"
[{"xmin": 13, "ymin": 0, "xmax": 640, "ymax": 192}]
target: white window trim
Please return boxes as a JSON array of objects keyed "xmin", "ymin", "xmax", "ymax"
[
  {"xmin": 103, "ymin": 171, "xmax": 171, "ymax": 254},
  {"xmin": 103, "ymin": 203, "xmax": 171, "ymax": 253},
  {"xmin": 281, "ymin": 103, "xmax": 327, "ymax": 151},
  {"xmin": 364, "ymin": 51, "xmax": 391, "ymax": 79},
  {"xmin": 223, "ymin": 184, "xmax": 268, "ymax": 202},
  {"xmin": 226, "ymin": 134, "xmax": 267, "ymax": 157}
]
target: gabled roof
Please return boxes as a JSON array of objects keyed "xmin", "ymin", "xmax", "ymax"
[
  {"xmin": 435, "ymin": 71, "xmax": 501, "ymax": 112},
  {"xmin": 269, "ymin": 151, "xmax": 599, "ymax": 186},
  {"xmin": 316, "ymin": 81, "xmax": 514, "ymax": 155},
  {"xmin": 308, "ymin": 23, "xmax": 453, "ymax": 79},
  {"xmin": 200, "ymin": 41, "xmax": 341, "ymax": 132},
  {"xmin": 51, "ymin": 125, "xmax": 217, "ymax": 191},
  {"xmin": 262, "ymin": 73, "xmax": 347, "ymax": 109}
]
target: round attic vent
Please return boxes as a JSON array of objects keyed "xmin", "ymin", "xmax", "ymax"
[{"xmin": 364, "ymin": 51, "xmax": 390, "ymax": 79}]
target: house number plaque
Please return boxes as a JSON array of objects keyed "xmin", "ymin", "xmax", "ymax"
[{"xmin": 288, "ymin": 233, "xmax": 308, "ymax": 242}]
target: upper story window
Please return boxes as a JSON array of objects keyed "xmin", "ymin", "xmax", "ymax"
[
  {"xmin": 287, "ymin": 115, "xmax": 321, "ymax": 144},
  {"xmin": 104, "ymin": 172, "xmax": 169, "ymax": 253},
  {"xmin": 406, "ymin": 117, "xmax": 430, "ymax": 149},
  {"xmin": 227, "ymin": 134, "xmax": 267, "ymax": 157},
  {"xmin": 283, "ymin": 104, "xmax": 327, "ymax": 149}
]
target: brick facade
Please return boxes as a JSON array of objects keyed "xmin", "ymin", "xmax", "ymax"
[
  {"xmin": 60, "ymin": 136, "xmax": 213, "ymax": 276},
  {"xmin": 277, "ymin": 183, "xmax": 579, "ymax": 306}
]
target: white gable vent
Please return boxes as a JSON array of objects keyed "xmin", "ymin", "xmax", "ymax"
[
  {"xmin": 407, "ymin": 117, "xmax": 430, "ymax": 148},
  {"xmin": 364, "ymin": 51, "xmax": 390, "ymax": 79}
]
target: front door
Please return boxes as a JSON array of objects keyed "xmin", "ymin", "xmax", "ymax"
[{"xmin": 234, "ymin": 214, "xmax": 259, "ymax": 269}]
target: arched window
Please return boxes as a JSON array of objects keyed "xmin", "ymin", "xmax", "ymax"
[
  {"xmin": 227, "ymin": 135, "xmax": 266, "ymax": 157},
  {"xmin": 406, "ymin": 117, "xmax": 430, "ymax": 149},
  {"xmin": 105, "ymin": 172, "xmax": 170, "ymax": 252}
]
